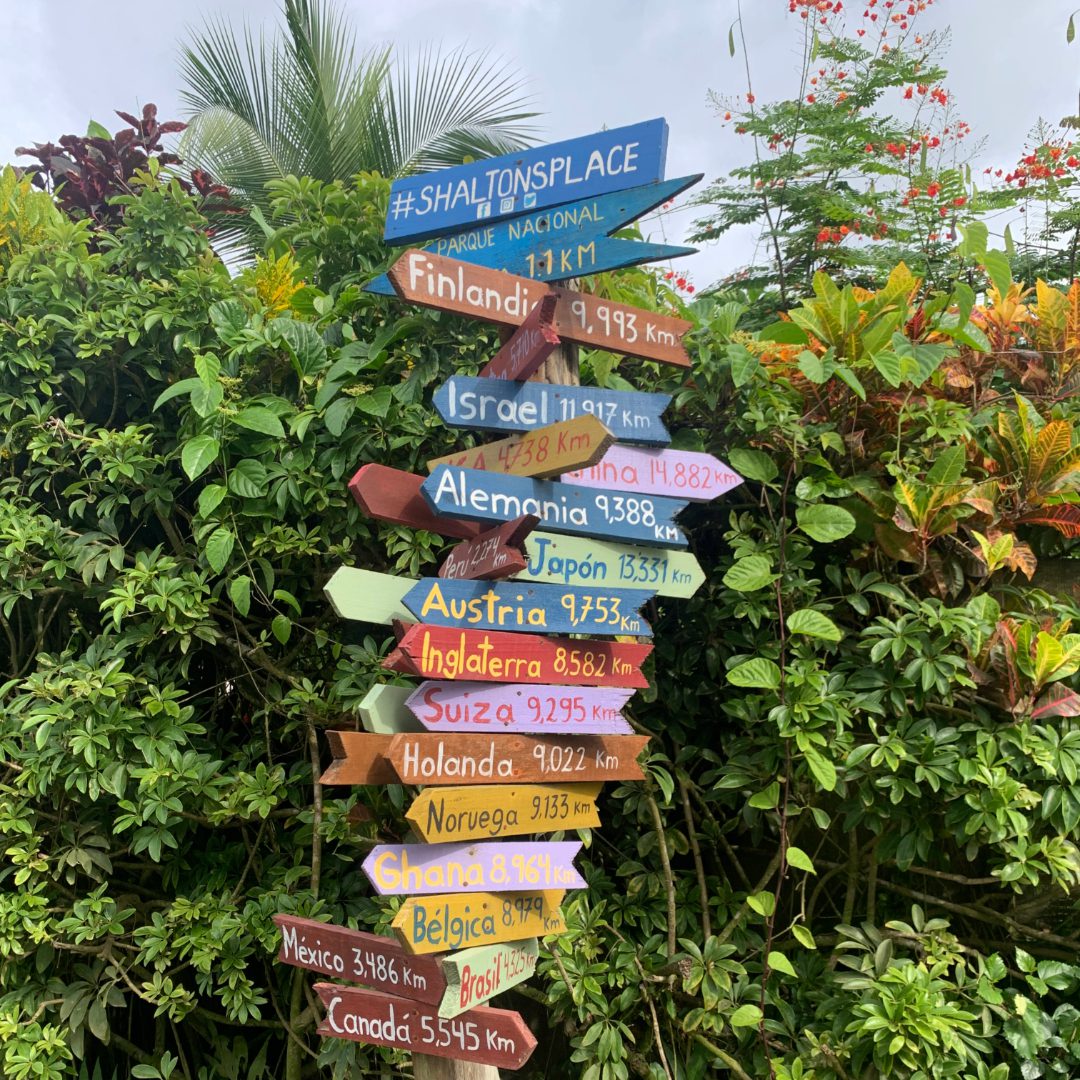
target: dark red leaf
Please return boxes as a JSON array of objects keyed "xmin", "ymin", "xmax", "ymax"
[
  {"xmin": 1032, "ymin": 683, "xmax": 1080, "ymax": 719},
  {"xmin": 1017, "ymin": 505, "xmax": 1080, "ymax": 538}
]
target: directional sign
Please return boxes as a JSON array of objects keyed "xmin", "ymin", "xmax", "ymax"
[
  {"xmin": 401, "ymin": 578, "xmax": 654, "ymax": 637},
  {"xmin": 392, "ymin": 892, "xmax": 565, "ymax": 955},
  {"xmin": 273, "ymin": 915, "xmax": 446, "ymax": 1005},
  {"xmin": 406, "ymin": 682, "xmax": 635, "ymax": 735},
  {"xmin": 520, "ymin": 530, "xmax": 706, "ymax": 599},
  {"xmin": 362, "ymin": 840, "xmax": 585, "ymax": 894},
  {"xmin": 428, "ymin": 416, "xmax": 614, "ymax": 480},
  {"xmin": 389, "ymin": 733, "xmax": 649, "ymax": 786},
  {"xmin": 438, "ymin": 939, "xmax": 539, "ymax": 1018},
  {"xmin": 319, "ymin": 732, "xmax": 397, "ymax": 785},
  {"xmin": 314, "ymin": 983, "xmax": 537, "ymax": 1070},
  {"xmin": 392, "ymin": 625, "xmax": 653, "ymax": 688},
  {"xmin": 383, "ymin": 117, "xmax": 668, "ymax": 243},
  {"xmin": 359, "ymin": 684, "xmax": 423, "ymax": 735},
  {"xmin": 325, "ymin": 567, "xmax": 411, "ymax": 625},
  {"xmin": 348, "ymin": 463, "xmax": 483, "ymax": 540},
  {"xmin": 422, "ymin": 465, "xmax": 688, "ymax": 548},
  {"xmin": 564, "ymin": 446, "xmax": 744, "ymax": 502},
  {"xmin": 480, "ymin": 294, "xmax": 559, "ymax": 380},
  {"xmin": 434, "ymin": 375, "xmax": 671, "ymax": 445},
  {"xmin": 407, "ymin": 783, "xmax": 603, "ymax": 841},
  {"xmin": 366, "ymin": 175, "xmax": 700, "ymax": 295},
  {"xmin": 440, "ymin": 515, "xmax": 538, "ymax": 581},
  {"xmin": 389, "ymin": 251, "xmax": 692, "ymax": 367}
]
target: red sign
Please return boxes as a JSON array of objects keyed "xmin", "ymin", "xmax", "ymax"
[
  {"xmin": 273, "ymin": 915, "xmax": 446, "ymax": 1004},
  {"xmin": 391, "ymin": 624, "xmax": 652, "ymax": 688},
  {"xmin": 479, "ymin": 293, "xmax": 559, "ymax": 380},
  {"xmin": 314, "ymin": 983, "xmax": 537, "ymax": 1070},
  {"xmin": 438, "ymin": 514, "xmax": 539, "ymax": 581},
  {"xmin": 349, "ymin": 464, "xmax": 482, "ymax": 540}
]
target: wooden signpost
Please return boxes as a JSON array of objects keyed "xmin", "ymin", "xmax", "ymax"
[
  {"xmin": 563, "ymin": 446, "xmax": 744, "ymax": 502},
  {"xmin": 440, "ymin": 515, "xmax": 538, "ymax": 581},
  {"xmin": 388, "ymin": 733, "xmax": 649, "ymax": 786},
  {"xmin": 314, "ymin": 984, "xmax": 538, "ymax": 1070},
  {"xmin": 438, "ymin": 939, "xmax": 539, "ymax": 1019},
  {"xmin": 325, "ymin": 567, "xmax": 412, "ymax": 625},
  {"xmin": 519, "ymin": 529, "xmax": 706, "ymax": 598},
  {"xmin": 366, "ymin": 174, "xmax": 700, "ymax": 295},
  {"xmin": 319, "ymin": 731, "xmax": 397, "ymax": 785},
  {"xmin": 479, "ymin": 294, "xmax": 560, "ymax": 381},
  {"xmin": 349, "ymin": 464, "xmax": 484, "ymax": 539},
  {"xmin": 388, "ymin": 251, "xmax": 693, "ymax": 368},
  {"xmin": 433, "ymin": 375, "xmax": 672, "ymax": 445},
  {"xmin": 391, "ymin": 625, "xmax": 653, "ymax": 688},
  {"xmin": 383, "ymin": 117, "xmax": 669, "ymax": 243},
  {"xmin": 428, "ymin": 416, "xmax": 615, "ymax": 479},
  {"xmin": 393, "ymin": 893, "xmax": 564, "ymax": 955},
  {"xmin": 363, "ymin": 840, "xmax": 586, "ymax": 895},
  {"xmin": 422, "ymin": 465, "xmax": 688, "ymax": 547},
  {"xmin": 274, "ymin": 914, "xmax": 447, "ymax": 1004},
  {"xmin": 359, "ymin": 684, "xmax": 423, "ymax": 734},
  {"xmin": 406, "ymin": 682, "xmax": 634, "ymax": 735},
  {"xmin": 401, "ymin": 578, "xmax": 654, "ymax": 637},
  {"xmin": 407, "ymin": 783, "xmax": 602, "ymax": 842}
]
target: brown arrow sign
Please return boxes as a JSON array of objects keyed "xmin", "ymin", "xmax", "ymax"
[
  {"xmin": 319, "ymin": 731, "xmax": 397, "ymax": 785},
  {"xmin": 438, "ymin": 514, "xmax": 539, "ymax": 581},
  {"xmin": 479, "ymin": 293, "xmax": 559, "ymax": 380},
  {"xmin": 348, "ymin": 463, "xmax": 483, "ymax": 540},
  {"xmin": 388, "ymin": 250, "xmax": 692, "ymax": 368}
]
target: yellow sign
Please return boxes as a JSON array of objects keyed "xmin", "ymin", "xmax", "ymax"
[
  {"xmin": 427, "ymin": 416, "xmax": 613, "ymax": 479},
  {"xmin": 392, "ymin": 891, "xmax": 566, "ymax": 954},
  {"xmin": 407, "ymin": 783, "xmax": 602, "ymax": 842}
]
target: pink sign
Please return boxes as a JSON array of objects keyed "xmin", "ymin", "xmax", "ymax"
[{"xmin": 563, "ymin": 447, "xmax": 742, "ymax": 502}]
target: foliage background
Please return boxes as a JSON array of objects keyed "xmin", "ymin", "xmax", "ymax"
[{"xmin": 3, "ymin": 3, "xmax": 1080, "ymax": 1080}]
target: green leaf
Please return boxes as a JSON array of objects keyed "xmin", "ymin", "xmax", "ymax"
[
  {"xmin": 229, "ymin": 575, "xmax": 252, "ymax": 616},
  {"xmin": 983, "ymin": 250, "xmax": 1012, "ymax": 297},
  {"xmin": 355, "ymin": 386, "xmax": 394, "ymax": 418},
  {"xmin": 767, "ymin": 951, "xmax": 796, "ymax": 977},
  {"xmin": 797, "ymin": 350, "xmax": 829, "ymax": 384},
  {"xmin": 271, "ymin": 613, "xmax": 292, "ymax": 644},
  {"xmin": 832, "ymin": 363, "xmax": 866, "ymax": 401},
  {"xmin": 228, "ymin": 459, "xmax": 268, "ymax": 499},
  {"xmin": 273, "ymin": 318, "xmax": 327, "ymax": 377},
  {"xmin": 204, "ymin": 526, "xmax": 235, "ymax": 573},
  {"xmin": 1069, "ymin": 12, "xmax": 1076, "ymax": 42},
  {"xmin": 728, "ymin": 448, "xmax": 778, "ymax": 484},
  {"xmin": 749, "ymin": 781, "xmax": 780, "ymax": 809},
  {"xmin": 729, "ymin": 1004, "xmax": 763, "ymax": 1027},
  {"xmin": 728, "ymin": 22, "xmax": 736, "ymax": 57},
  {"xmin": 86, "ymin": 119, "xmax": 112, "ymax": 140},
  {"xmin": 153, "ymin": 377, "xmax": 202, "ymax": 411},
  {"xmin": 324, "ymin": 397, "xmax": 354, "ymax": 437},
  {"xmin": 727, "ymin": 658, "xmax": 781, "ymax": 690},
  {"xmin": 958, "ymin": 221, "xmax": 988, "ymax": 260},
  {"xmin": 232, "ymin": 407, "xmax": 285, "ymax": 437},
  {"xmin": 792, "ymin": 924, "xmax": 817, "ymax": 950},
  {"xmin": 1004, "ymin": 223, "xmax": 1015, "ymax": 256},
  {"xmin": 803, "ymin": 747, "xmax": 837, "ymax": 791},
  {"xmin": 729, "ymin": 344, "xmax": 759, "ymax": 388},
  {"xmin": 787, "ymin": 609, "xmax": 842, "ymax": 641},
  {"xmin": 722, "ymin": 555, "xmax": 774, "ymax": 592},
  {"xmin": 872, "ymin": 351, "xmax": 903, "ymax": 388},
  {"xmin": 758, "ymin": 321, "xmax": 808, "ymax": 344},
  {"xmin": 746, "ymin": 892, "xmax": 775, "ymax": 917},
  {"xmin": 786, "ymin": 846, "xmax": 817, "ymax": 874},
  {"xmin": 926, "ymin": 445, "xmax": 966, "ymax": 488},
  {"xmin": 181, "ymin": 435, "xmax": 220, "ymax": 481},
  {"xmin": 190, "ymin": 379, "xmax": 223, "ymax": 418},
  {"xmin": 197, "ymin": 484, "xmax": 228, "ymax": 517},
  {"xmin": 796, "ymin": 504, "xmax": 856, "ymax": 542}
]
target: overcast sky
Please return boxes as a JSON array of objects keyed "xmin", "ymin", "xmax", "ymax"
[{"xmin": 5, "ymin": 0, "xmax": 1078, "ymax": 286}]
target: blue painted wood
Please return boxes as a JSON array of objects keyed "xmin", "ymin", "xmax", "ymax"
[
  {"xmin": 433, "ymin": 376, "xmax": 672, "ymax": 446},
  {"xmin": 400, "ymin": 578, "xmax": 655, "ymax": 637},
  {"xmin": 366, "ymin": 175, "xmax": 700, "ymax": 295},
  {"xmin": 384, "ymin": 118, "xmax": 669, "ymax": 244},
  {"xmin": 421, "ymin": 466, "xmax": 688, "ymax": 548}
]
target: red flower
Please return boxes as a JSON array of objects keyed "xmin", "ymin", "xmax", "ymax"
[
  {"xmin": 817, "ymin": 227, "xmax": 831, "ymax": 242},
  {"xmin": 724, "ymin": 111, "xmax": 732, "ymax": 121},
  {"xmin": 927, "ymin": 181, "xmax": 940, "ymax": 196},
  {"xmin": 1068, "ymin": 155, "xmax": 1078, "ymax": 167},
  {"xmin": 953, "ymin": 196, "xmax": 966, "ymax": 207},
  {"xmin": 665, "ymin": 271, "xmax": 674, "ymax": 280},
  {"xmin": 687, "ymin": 285, "xmax": 695, "ymax": 294},
  {"xmin": 807, "ymin": 93, "xmax": 816, "ymax": 103},
  {"xmin": 746, "ymin": 92, "xmax": 756, "ymax": 104},
  {"xmin": 864, "ymin": 143, "xmax": 874, "ymax": 152},
  {"xmin": 676, "ymin": 278, "xmax": 686, "ymax": 288},
  {"xmin": 903, "ymin": 86, "xmax": 913, "ymax": 99}
]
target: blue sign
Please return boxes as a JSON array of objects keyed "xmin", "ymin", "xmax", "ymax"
[
  {"xmin": 384, "ymin": 118, "xmax": 669, "ymax": 244},
  {"xmin": 433, "ymin": 376, "xmax": 672, "ymax": 445},
  {"xmin": 401, "ymin": 577, "xmax": 655, "ymax": 637},
  {"xmin": 367, "ymin": 175, "xmax": 700, "ymax": 295},
  {"xmin": 422, "ymin": 466, "xmax": 688, "ymax": 548}
]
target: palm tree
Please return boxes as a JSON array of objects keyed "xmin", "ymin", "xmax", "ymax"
[{"xmin": 178, "ymin": 0, "xmax": 539, "ymax": 252}]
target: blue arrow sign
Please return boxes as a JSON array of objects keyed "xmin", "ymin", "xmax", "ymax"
[
  {"xmin": 433, "ymin": 376, "xmax": 672, "ymax": 446},
  {"xmin": 422, "ymin": 466, "xmax": 688, "ymax": 548},
  {"xmin": 366, "ymin": 175, "xmax": 701, "ymax": 295},
  {"xmin": 384, "ymin": 118, "xmax": 669, "ymax": 244},
  {"xmin": 401, "ymin": 578, "xmax": 655, "ymax": 637}
]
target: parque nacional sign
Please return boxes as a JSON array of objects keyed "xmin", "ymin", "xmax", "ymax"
[{"xmin": 273, "ymin": 116, "xmax": 743, "ymax": 1074}]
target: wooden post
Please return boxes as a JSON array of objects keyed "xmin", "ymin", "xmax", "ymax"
[{"xmin": 413, "ymin": 307, "xmax": 578, "ymax": 1080}]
